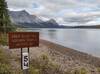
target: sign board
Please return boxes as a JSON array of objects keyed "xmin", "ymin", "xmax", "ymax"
[
  {"xmin": 22, "ymin": 52, "xmax": 29, "ymax": 70},
  {"xmin": 8, "ymin": 32, "xmax": 39, "ymax": 49}
]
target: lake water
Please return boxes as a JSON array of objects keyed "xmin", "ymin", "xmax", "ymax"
[{"xmin": 26, "ymin": 28, "xmax": 100, "ymax": 57}]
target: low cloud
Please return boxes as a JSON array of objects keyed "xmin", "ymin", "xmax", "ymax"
[{"xmin": 64, "ymin": 11, "xmax": 100, "ymax": 23}]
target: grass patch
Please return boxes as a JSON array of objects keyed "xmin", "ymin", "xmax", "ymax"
[
  {"xmin": 0, "ymin": 33, "xmax": 8, "ymax": 45},
  {"xmin": 30, "ymin": 54, "xmax": 65, "ymax": 74},
  {"xmin": 0, "ymin": 63, "xmax": 12, "ymax": 74},
  {"xmin": 0, "ymin": 48, "xmax": 89, "ymax": 74},
  {"xmin": 80, "ymin": 68, "xmax": 87, "ymax": 74},
  {"xmin": 72, "ymin": 68, "xmax": 87, "ymax": 74},
  {"xmin": 97, "ymin": 67, "xmax": 100, "ymax": 72},
  {"xmin": 0, "ymin": 48, "xmax": 12, "ymax": 74}
]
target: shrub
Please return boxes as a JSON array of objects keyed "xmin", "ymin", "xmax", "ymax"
[
  {"xmin": 29, "ymin": 66, "xmax": 40, "ymax": 74},
  {"xmin": 72, "ymin": 68, "xmax": 87, "ymax": 74},
  {"xmin": 73, "ymin": 69, "xmax": 80, "ymax": 74}
]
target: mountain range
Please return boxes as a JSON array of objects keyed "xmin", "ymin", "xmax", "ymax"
[
  {"xmin": 9, "ymin": 10, "xmax": 100, "ymax": 28},
  {"xmin": 9, "ymin": 10, "xmax": 66, "ymax": 28}
]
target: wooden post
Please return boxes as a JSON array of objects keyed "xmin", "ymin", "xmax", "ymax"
[
  {"xmin": 21, "ymin": 48, "xmax": 29, "ymax": 74},
  {"xmin": 23, "ymin": 48, "xmax": 30, "ymax": 74},
  {"xmin": 28, "ymin": 48, "xmax": 30, "ymax": 69},
  {"xmin": 23, "ymin": 69, "xmax": 29, "ymax": 74},
  {"xmin": 21, "ymin": 48, "xmax": 23, "ymax": 69}
]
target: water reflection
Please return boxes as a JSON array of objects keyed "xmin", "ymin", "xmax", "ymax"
[{"xmin": 47, "ymin": 29, "xmax": 57, "ymax": 40}]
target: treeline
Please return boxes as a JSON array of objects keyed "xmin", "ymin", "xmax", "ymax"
[
  {"xmin": 64, "ymin": 25, "xmax": 100, "ymax": 29},
  {"xmin": 0, "ymin": 0, "xmax": 15, "ymax": 33}
]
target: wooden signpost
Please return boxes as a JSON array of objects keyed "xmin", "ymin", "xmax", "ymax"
[{"xmin": 8, "ymin": 32, "xmax": 39, "ymax": 74}]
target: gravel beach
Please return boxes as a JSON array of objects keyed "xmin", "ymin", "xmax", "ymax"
[{"xmin": 1, "ymin": 39, "xmax": 100, "ymax": 74}]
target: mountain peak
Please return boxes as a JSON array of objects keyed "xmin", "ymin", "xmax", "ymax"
[
  {"xmin": 19, "ymin": 10, "xmax": 29, "ymax": 14},
  {"xmin": 47, "ymin": 19, "xmax": 58, "ymax": 25},
  {"xmin": 9, "ymin": 10, "xmax": 67, "ymax": 28},
  {"xmin": 21, "ymin": 10, "xmax": 27, "ymax": 12},
  {"xmin": 18, "ymin": 10, "xmax": 29, "ymax": 15},
  {"xmin": 9, "ymin": 10, "xmax": 43, "ymax": 24},
  {"xmin": 9, "ymin": 10, "xmax": 29, "ymax": 16},
  {"xmin": 49, "ymin": 19, "xmax": 57, "ymax": 22}
]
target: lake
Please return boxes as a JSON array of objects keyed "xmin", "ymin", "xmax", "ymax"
[{"xmin": 26, "ymin": 28, "xmax": 100, "ymax": 57}]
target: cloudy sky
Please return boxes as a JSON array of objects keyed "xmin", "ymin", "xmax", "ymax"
[{"xmin": 6, "ymin": 0, "xmax": 100, "ymax": 26}]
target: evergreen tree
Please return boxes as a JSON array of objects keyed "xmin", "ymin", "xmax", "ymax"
[{"xmin": 0, "ymin": 0, "xmax": 15, "ymax": 33}]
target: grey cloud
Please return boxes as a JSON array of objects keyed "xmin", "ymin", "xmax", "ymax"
[
  {"xmin": 64, "ymin": 12, "xmax": 100, "ymax": 24},
  {"xmin": 6, "ymin": 0, "xmax": 33, "ymax": 8},
  {"xmin": 6, "ymin": 0, "xmax": 100, "ymax": 25},
  {"xmin": 64, "ymin": 17, "xmax": 93, "ymax": 24},
  {"xmin": 6, "ymin": 0, "xmax": 100, "ymax": 14}
]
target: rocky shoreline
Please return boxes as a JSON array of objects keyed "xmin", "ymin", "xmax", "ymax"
[
  {"xmin": 40, "ymin": 39, "xmax": 100, "ymax": 74},
  {"xmin": 1, "ymin": 39, "xmax": 100, "ymax": 74},
  {"xmin": 40, "ymin": 39, "xmax": 100, "ymax": 67}
]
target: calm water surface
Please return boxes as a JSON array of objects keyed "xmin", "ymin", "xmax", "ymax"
[{"xmin": 26, "ymin": 28, "xmax": 100, "ymax": 57}]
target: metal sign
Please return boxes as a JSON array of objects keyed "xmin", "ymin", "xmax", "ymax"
[
  {"xmin": 22, "ymin": 52, "xmax": 29, "ymax": 70},
  {"xmin": 8, "ymin": 32, "xmax": 39, "ymax": 49}
]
